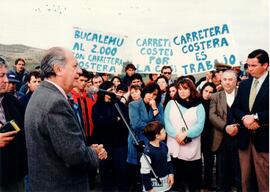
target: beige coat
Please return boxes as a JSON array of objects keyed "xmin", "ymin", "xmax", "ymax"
[{"xmin": 209, "ymin": 90, "xmax": 237, "ymax": 152}]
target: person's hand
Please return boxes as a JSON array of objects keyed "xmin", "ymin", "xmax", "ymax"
[
  {"xmin": 176, "ymin": 132, "xmax": 187, "ymax": 145},
  {"xmin": 216, "ymin": 84, "xmax": 223, "ymax": 91},
  {"xmin": 0, "ymin": 131, "xmax": 17, "ymax": 148},
  {"xmin": 148, "ymin": 188, "xmax": 155, "ymax": 192},
  {"xmin": 242, "ymin": 115, "xmax": 255, "ymax": 127},
  {"xmin": 242, "ymin": 115, "xmax": 256, "ymax": 129},
  {"xmin": 240, "ymin": 76, "xmax": 248, "ymax": 81},
  {"xmin": 242, "ymin": 115, "xmax": 260, "ymax": 131},
  {"xmin": 149, "ymin": 99, "xmax": 157, "ymax": 110},
  {"xmin": 167, "ymin": 174, "xmax": 174, "ymax": 186},
  {"xmin": 248, "ymin": 121, "xmax": 260, "ymax": 131},
  {"xmin": 91, "ymin": 144, "xmax": 108, "ymax": 160},
  {"xmin": 225, "ymin": 124, "xmax": 239, "ymax": 136}
]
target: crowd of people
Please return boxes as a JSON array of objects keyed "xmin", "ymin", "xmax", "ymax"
[{"xmin": 0, "ymin": 48, "xmax": 268, "ymax": 192}]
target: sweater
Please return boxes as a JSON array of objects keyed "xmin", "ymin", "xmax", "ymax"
[
  {"xmin": 164, "ymin": 100, "xmax": 205, "ymax": 160},
  {"xmin": 140, "ymin": 141, "xmax": 173, "ymax": 192}
]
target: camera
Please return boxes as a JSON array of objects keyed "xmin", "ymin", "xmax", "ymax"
[
  {"xmin": 183, "ymin": 137, "xmax": 192, "ymax": 144},
  {"xmin": 0, "ymin": 120, "xmax": 20, "ymax": 133}
]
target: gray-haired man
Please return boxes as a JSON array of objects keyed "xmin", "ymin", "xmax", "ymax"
[{"xmin": 25, "ymin": 47, "xmax": 107, "ymax": 192}]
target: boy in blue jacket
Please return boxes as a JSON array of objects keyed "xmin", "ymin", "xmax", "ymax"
[{"xmin": 140, "ymin": 121, "xmax": 174, "ymax": 192}]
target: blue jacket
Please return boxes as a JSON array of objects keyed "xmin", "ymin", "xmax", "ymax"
[{"xmin": 127, "ymin": 98, "xmax": 164, "ymax": 165}]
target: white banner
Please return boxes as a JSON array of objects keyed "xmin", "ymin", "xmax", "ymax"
[
  {"xmin": 71, "ymin": 27, "xmax": 128, "ymax": 74},
  {"xmin": 130, "ymin": 35, "xmax": 178, "ymax": 74},
  {"xmin": 131, "ymin": 23, "xmax": 239, "ymax": 75}
]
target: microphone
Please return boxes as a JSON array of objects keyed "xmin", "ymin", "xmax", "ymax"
[{"xmin": 88, "ymin": 86, "xmax": 122, "ymax": 98}]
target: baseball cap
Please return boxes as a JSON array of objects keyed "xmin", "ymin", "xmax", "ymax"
[{"xmin": 7, "ymin": 72, "xmax": 20, "ymax": 83}]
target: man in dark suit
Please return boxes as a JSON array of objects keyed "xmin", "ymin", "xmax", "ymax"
[
  {"xmin": 209, "ymin": 70, "xmax": 241, "ymax": 191},
  {"xmin": 230, "ymin": 49, "xmax": 269, "ymax": 192},
  {"xmin": 25, "ymin": 47, "xmax": 107, "ymax": 192},
  {"xmin": 0, "ymin": 56, "xmax": 28, "ymax": 191}
]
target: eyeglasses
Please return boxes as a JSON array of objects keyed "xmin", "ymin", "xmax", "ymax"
[{"xmin": 163, "ymin": 72, "xmax": 171, "ymax": 75}]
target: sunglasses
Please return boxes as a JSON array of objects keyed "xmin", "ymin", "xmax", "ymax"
[{"xmin": 163, "ymin": 72, "xmax": 171, "ymax": 75}]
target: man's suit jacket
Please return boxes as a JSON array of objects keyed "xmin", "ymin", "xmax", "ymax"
[
  {"xmin": 25, "ymin": 81, "xmax": 99, "ymax": 192},
  {"xmin": 230, "ymin": 74, "xmax": 269, "ymax": 152},
  {"xmin": 0, "ymin": 93, "xmax": 27, "ymax": 189},
  {"xmin": 209, "ymin": 90, "xmax": 237, "ymax": 152}
]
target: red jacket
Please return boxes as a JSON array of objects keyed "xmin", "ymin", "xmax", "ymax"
[{"xmin": 70, "ymin": 89, "xmax": 96, "ymax": 138}]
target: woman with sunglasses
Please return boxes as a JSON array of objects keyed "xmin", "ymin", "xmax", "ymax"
[{"xmin": 164, "ymin": 78, "xmax": 205, "ymax": 191}]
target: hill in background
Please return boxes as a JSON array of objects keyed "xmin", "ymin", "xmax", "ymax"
[{"xmin": 0, "ymin": 44, "xmax": 45, "ymax": 70}]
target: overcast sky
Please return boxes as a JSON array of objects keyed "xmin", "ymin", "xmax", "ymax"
[{"xmin": 0, "ymin": 0, "xmax": 268, "ymax": 61}]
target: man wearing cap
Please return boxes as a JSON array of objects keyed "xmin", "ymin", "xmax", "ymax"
[
  {"xmin": 0, "ymin": 56, "xmax": 28, "ymax": 191},
  {"xmin": 6, "ymin": 72, "xmax": 24, "ymax": 99}
]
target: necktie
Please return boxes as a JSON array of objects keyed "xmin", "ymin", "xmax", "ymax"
[{"xmin": 249, "ymin": 79, "xmax": 259, "ymax": 111}]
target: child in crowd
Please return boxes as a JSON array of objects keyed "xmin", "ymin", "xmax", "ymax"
[
  {"xmin": 140, "ymin": 121, "xmax": 174, "ymax": 192},
  {"xmin": 129, "ymin": 84, "xmax": 142, "ymax": 103}
]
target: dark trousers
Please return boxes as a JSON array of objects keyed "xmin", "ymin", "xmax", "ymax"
[
  {"xmin": 216, "ymin": 135, "xmax": 241, "ymax": 192},
  {"xmin": 127, "ymin": 163, "xmax": 142, "ymax": 192},
  {"xmin": 172, "ymin": 158, "xmax": 202, "ymax": 192},
  {"xmin": 99, "ymin": 146, "xmax": 129, "ymax": 192},
  {"xmin": 202, "ymin": 149, "xmax": 215, "ymax": 189}
]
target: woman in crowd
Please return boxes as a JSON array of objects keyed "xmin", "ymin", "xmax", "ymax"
[
  {"xmin": 111, "ymin": 76, "xmax": 122, "ymax": 88},
  {"xmin": 200, "ymin": 82, "xmax": 217, "ymax": 191},
  {"xmin": 128, "ymin": 84, "xmax": 142, "ymax": 104},
  {"xmin": 163, "ymin": 83, "xmax": 177, "ymax": 108},
  {"xmin": 127, "ymin": 83, "xmax": 164, "ymax": 191},
  {"xmin": 155, "ymin": 75, "xmax": 169, "ymax": 105},
  {"xmin": 92, "ymin": 81, "xmax": 129, "ymax": 191},
  {"xmin": 164, "ymin": 78, "xmax": 205, "ymax": 191},
  {"xmin": 147, "ymin": 73, "xmax": 159, "ymax": 85}
]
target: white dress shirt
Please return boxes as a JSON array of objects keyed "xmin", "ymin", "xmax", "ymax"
[{"xmin": 225, "ymin": 89, "xmax": 236, "ymax": 107}]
